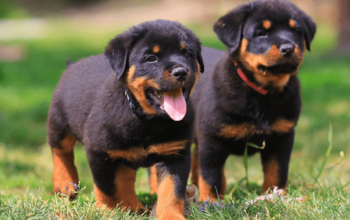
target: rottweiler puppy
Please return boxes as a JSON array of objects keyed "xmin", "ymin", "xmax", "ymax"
[
  {"xmin": 190, "ymin": 0, "xmax": 316, "ymax": 201},
  {"xmin": 47, "ymin": 19, "xmax": 204, "ymax": 219}
]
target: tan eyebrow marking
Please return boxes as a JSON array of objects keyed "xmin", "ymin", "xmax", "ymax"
[
  {"xmin": 153, "ymin": 45, "xmax": 160, "ymax": 53},
  {"xmin": 262, "ymin": 20, "xmax": 271, "ymax": 29},
  {"xmin": 289, "ymin": 19, "xmax": 296, "ymax": 28},
  {"xmin": 180, "ymin": 42, "xmax": 186, "ymax": 50}
]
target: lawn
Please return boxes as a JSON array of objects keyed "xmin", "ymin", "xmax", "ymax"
[{"xmin": 1, "ymin": 18, "xmax": 350, "ymax": 219}]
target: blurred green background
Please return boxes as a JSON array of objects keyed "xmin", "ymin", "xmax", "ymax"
[{"xmin": 0, "ymin": 0, "xmax": 349, "ymax": 199}]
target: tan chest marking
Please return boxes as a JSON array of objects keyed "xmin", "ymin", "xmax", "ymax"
[
  {"xmin": 148, "ymin": 140, "xmax": 187, "ymax": 156},
  {"xmin": 218, "ymin": 123, "xmax": 263, "ymax": 139},
  {"xmin": 126, "ymin": 65, "xmax": 160, "ymax": 115},
  {"xmin": 218, "ymin": 119, "xmax": 295, "ymax": 139},
  {"xmin": 270, "ymin": 118, "xmax": 295, "ymax": 133},
  {"xmin": 107, "ymin": 147, "xmax": 146, "ymax": 163},
  {"xmin": 107, "ymin": 140, "xmax": 187, "ymax": 162}
]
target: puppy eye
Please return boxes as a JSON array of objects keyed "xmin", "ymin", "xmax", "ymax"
[
  {"xmin": 146, "ymin": 56, "xmax": 158, "ymax": 62},
  {"xmin": 255, "ymin": 30, "xmax": 268, "ymax": 37},
  {"xmin": 185, "ymin": 53, "xmax": 192, "ymax": 58}
]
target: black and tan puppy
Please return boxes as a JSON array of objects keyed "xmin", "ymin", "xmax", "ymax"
[
  {"xmin": 47, "ymin": 19, "xmax": 204, "ymax": 219},
  {"xmin": 190, "ymin": 0, "xmax": 316, "ymax": 201}
]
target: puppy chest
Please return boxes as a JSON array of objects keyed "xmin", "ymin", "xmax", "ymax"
[
  {"xmin": 217, "ymin": 118, "xmax": 295, "ymax": 140},
  {"xmin": 106, "ymin": 140, "xmax": 188, "ymax": 164}
]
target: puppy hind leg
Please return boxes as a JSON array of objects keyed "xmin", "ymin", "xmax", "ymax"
[{"xmin": 50, "ymin": 133, "xmax": 79, "ymax": 200}]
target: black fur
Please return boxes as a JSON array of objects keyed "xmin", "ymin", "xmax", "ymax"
[
  {"xmin": 192, "ymin": 0, "xmax": 316, "ymax": 199},
  {"xmin": 47, "ymin": 19, "xmax": 203, "ymax": 217}
]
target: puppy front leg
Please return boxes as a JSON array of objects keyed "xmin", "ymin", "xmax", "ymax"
[
  {"xmin": 155, "ymin": 148, "xmax": 191, "ymax": 220},
  {"xmin": 260, "ymin": 131, "xmax": 295, "ymax": 192},
  {"xmin": 87, "ymin": 151, "xmax": 146, "ymax": 213},
  {"xmin": 198, "ymin": 138, "xmax": 229, "ymax": 202}
]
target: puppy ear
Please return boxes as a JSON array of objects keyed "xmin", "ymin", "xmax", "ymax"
[
  {"xmin": 105, "ymin": 27, "xmax": 144, "ymax": 79},
  {"xmin": 287, "ymin": 2, "xmax": 317, "ymax": 51},
  {"xmin": 302, "ymin": 16, "xmax": 316, "ymax": 51},
  {"xmin": 181, "ymin": 25, "xmax": 205, "ymax": 73},
  {"xmin": 300, "ymin": 14, "xmax": 316, "ymax": 51},
  {"xmin": 214, "ymin": 3, "xmax": 253, "ymax": 54},
  {"xmin": 197, "ymin": 49, "xmax": 205, "ymax": 73}
]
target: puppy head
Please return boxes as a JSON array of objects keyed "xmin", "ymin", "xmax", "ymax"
[
  {"xmin": 214, "ymin": 0, "xmax": 316, "ymax": 88},
  {"xmin": 105, "ymin": 20, "xmax": 204, "ymax": 121}
]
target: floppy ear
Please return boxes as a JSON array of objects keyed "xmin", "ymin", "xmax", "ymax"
[
  {"xmin": 181, "ymin": 26, "xmax": 205, "ymax": 73},
  {"xmin": 105, "ymin": 28, "xmax": 144, "ymax": 80},
  {"xmin": 300, "ymin": 13, "xmax": 316, "ymax": 51},
  {"xmin": 287, "ymin": 2, "xmax": 317, "ymax": 51},
  {"xmin": 213, "ymin": 3, "xmax": 253, "ymax": 54},
  {"xmin": 302, "ymin": 16, "xmax": 316, "ymax": 51},
  {"xmin": 197, "ymin": 49, "xmax": 205, "ymax": 73}
]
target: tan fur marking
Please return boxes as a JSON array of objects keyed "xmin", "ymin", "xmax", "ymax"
[
  {"xmin": 149, "ymin": 166, "xmax": 158, "ymax": 194},
  {"xmin": 270, "ymin": 118, "xmax": 295, "ymax": 133},
  {"xmin": 265, "ymin": 45, "xmax": 280, "ymax": 61},
  {"xmin": 218, "ymin": 123, "xmax": 263, "ymax": 139},
  {"xmin": 108, "ymin": 140, "xmax": 187, "ymax": 162},
  {"xmin": 254, "ymin": 71, "xmax": 291, "ymax": 88},
  {"xmin": 95, "ymin": 166, "xmax": 146, "ymax": 212},
  {"xmin": 52, "ymin": 134, "xmax": 79, "ymax": 198},
  {"xmin": 239, "ymin": 39, "xmax": 304, "ymax": 88},
  {"xmin": 127, "ymin": 65, "xmax": 159, "ymax": 115},
  {"xmin": 262, "ymin": 20, "xmax": 271, "ymax": 29},
  {"xmin": 220, "ymin": 168, "xmax": 226, "ymax": 200},
  {"xmin": 162, "ymin": 87, "xmax": 183, "ymax": 102},
  {"xmin": 190, "ymin": 62, "xmax": 201, "ymax": 96},
  {"xmin": 262, "ymin": 158, "xmax": 283, "ymax": 192},
  {"xmin": 153, "ymin": 45, "xmax": 160, "ymax": 53},
  {"xmin": 107, "ymin": 148, "xmax": 145, "ymax": 163},
  {"xmin": 180, "ymin": 42, "xmax": 186, "ymax": 50},
  {"xmin": 148, "ymin": 140, "xmax": 187, "ymax": 156},
  {"xmin": 157, "ymin": 176, "xmax": 185, "ymax": 219},
  {"xmin": 198, "ymin": 170, "xmax": 225, "ymax": 202},
  {"xmin": 289, "ymin": 19, "xmax": 296, "ymax": 28},
  {"xmin": 164, "ymin": 70, "xmax": 171, "ymax": 79}
]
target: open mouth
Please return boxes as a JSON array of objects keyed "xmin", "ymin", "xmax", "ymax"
[
  {"xmin": 146, "ymin": 87, "xmax": 189, "ymax": 121},
  {"xmin": 258, "ymin": 63, "xmax": 298, "ymax": 75}
]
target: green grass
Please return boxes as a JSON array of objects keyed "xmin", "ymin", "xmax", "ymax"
[{"xmin": 1, "ymin": 19, "xmax": 350, "ymax": 218}]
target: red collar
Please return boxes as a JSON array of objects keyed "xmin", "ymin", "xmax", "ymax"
[{"xmin": 235, "ymin": 63, "xmax": 268, "ymax": 95}]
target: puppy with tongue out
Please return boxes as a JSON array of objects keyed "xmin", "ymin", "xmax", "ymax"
[{"xmin": 47, "ymin": 20, "xmax": 204, "ymax": 220}]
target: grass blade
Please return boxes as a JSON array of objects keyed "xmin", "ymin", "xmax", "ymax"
[
  {"xmin": 314, "ymin": 123, "xmax": 333, "ymax": 184},
  {"xmin": 243, "ymin": 145, "xmax": 249, "ymax": 189}
]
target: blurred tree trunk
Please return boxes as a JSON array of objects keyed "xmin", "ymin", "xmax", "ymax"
[{"xmin": 337, "ymin": 0, "xmax": 350, "ymax": 53}]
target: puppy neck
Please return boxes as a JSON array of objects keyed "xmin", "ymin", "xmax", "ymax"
[{"xmin": 233, "ymin": 61, "xmax": 268, "ymax": 95}]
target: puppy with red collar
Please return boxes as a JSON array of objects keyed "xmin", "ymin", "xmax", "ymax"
[{"xmin": 190, "ymin": 0, "xmax": 316, "ymax": 201}]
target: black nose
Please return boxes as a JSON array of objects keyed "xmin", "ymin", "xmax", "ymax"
[
  {"xmin": 279, "ymin": 43, "xmax": 295, "ymax": 57},
  {"xmin": 171, "ymin": 67, "xmax": 188, "ymax": 82}
]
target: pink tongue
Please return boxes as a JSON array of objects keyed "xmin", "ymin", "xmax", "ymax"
[{"xmin": 163, "ymin": 88, "xmax": 187, "ymax": 121}]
